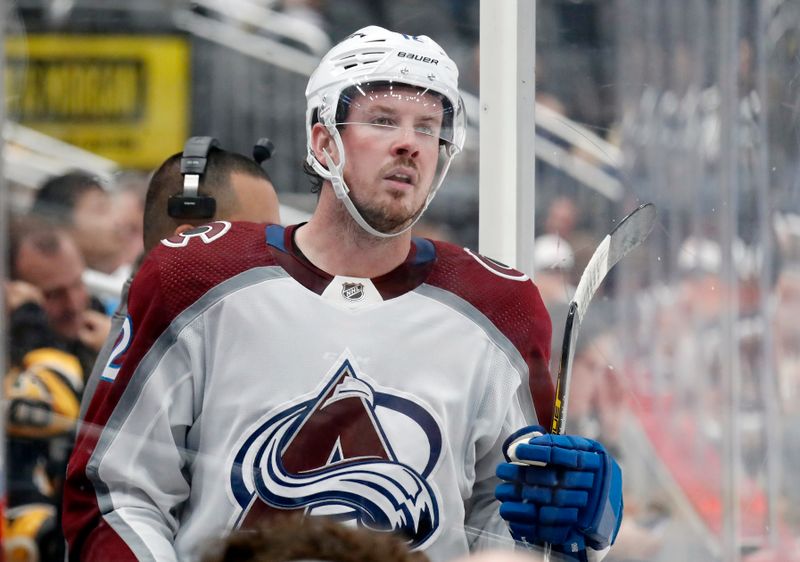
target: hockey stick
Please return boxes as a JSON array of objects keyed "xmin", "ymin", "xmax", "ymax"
[
  {"xmin": 551, "ymin": 202, "xmax": 657, "ymax": 435},
  {"xmin": 539, "ymin": 203, "xmax": 656, "ymax": 562}
]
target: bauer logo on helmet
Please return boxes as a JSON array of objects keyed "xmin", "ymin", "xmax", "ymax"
[{"xmin": 397, "ymin": 52, "xmax": 439, "ymax": 65}]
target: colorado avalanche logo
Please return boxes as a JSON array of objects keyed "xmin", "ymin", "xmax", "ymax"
[{"xmin": 229, "ymin": 356, "xmax": 443, "ymax": 548}]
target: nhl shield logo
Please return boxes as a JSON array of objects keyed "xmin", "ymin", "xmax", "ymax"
[{"xmin": 341, "ymin": 282, "xmax": 364, "ymax": 301}]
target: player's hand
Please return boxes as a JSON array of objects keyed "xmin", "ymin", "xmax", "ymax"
[
  {"xmin": 4, "ymin": 280, "xmax": 44, "ymax": 313},
  {"xmin": 495, "ymin": 425, "xmax": 623, "ymax": 561},
  {"xmin": 78, "ymin": 310, "xmax": 112, "ymax": 352}
]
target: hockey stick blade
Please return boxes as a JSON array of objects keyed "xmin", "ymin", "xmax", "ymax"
[{"xmin": 550, "ymin": 203, "xmax": 657, "ymax": 434}]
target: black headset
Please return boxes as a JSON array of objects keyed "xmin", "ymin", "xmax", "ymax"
[
  {"xmin": 167, "ymin": 136, "xmax": 276, "ymax": 220},
  {"xmin": 168, "ymin": 136, "xmax": 219, "ymax": 219}
]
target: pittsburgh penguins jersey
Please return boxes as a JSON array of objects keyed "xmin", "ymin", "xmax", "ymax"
[{"xmin": 64, "ymin": 221, "xmax": 554, "ymax": 562}]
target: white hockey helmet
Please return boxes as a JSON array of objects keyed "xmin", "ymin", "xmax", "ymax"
[{"xmin": 305, "ymin": 25, "xmax": 466, "ymax": 238}]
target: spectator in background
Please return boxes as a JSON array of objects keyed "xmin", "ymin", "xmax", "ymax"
[
  {"xmin": 532, "ymin": 233, "xmax": 575, "ymax": 306},
  {"xmin": 4, "ymin": 347, "xmax": 84, "ymax": 562},
  {"xmin": 112, "ymin": 171, "xmax": 149, "ymax": 269},
  {"xmin": 544, "ymin": 196, "xmax": 578, "ymax": 241},
  {"xmin": 669, "ymin": 235, "xmax": 735, "ymax": 419},
  {"xmin": 532, "ymin": 233, "xmax": 576, "ymax": 366},
  {"xmin": 31, "ymin": 171, "xmax": 125, "ymax": 276},
  {"xmin": 541, "ymin": 196, "xmax": 597, "ymax": 287},
  {"xmin": 775, "ymin": 268, "xmax": 800, "ymax": 414},
  {"xmin": 8, "ymin": 218, "xmax": 110, "ymax": 375},
  {"xmin": 562, "ymin": 302, "xmax": 624, "ymax": 446},
  {"xmin": 676, "ymin": 235, "xmax": 727, "ymax": 325}
]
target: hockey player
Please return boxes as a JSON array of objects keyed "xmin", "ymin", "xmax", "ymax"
[{"xmin": 63, "ymin": 26, "xmax": 622, "ymax": 562}]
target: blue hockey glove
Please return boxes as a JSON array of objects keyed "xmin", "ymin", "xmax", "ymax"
[{"xmin": 495, "ymin": 425, "xmax": 623, "ymax": 561}]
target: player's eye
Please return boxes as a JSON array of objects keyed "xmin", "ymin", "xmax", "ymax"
[{"xmin": 371, "ymin": 116, "xmax": 396, "ymax": 127}]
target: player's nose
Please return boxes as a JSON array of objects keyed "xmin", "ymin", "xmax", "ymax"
[{"xmin": 390, "ymin": 127, "xmax": 420, "ymax": 158}]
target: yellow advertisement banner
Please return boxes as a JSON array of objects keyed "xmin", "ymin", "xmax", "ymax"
[{"xmin": 5, "ymin": 35, "xmax": 189, "ymax": 169}]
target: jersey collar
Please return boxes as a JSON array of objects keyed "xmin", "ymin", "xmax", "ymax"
[{"xmin": 265, "ymin": 223, "xmax": 436, "ymax": 300}]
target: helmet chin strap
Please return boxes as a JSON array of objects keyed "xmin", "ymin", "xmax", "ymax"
[{"xmin": 312, "ymin": 125, "xmax": 434, "ymax": 239}]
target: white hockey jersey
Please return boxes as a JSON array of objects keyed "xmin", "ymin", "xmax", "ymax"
[{"xmin": 64, "ymin": 222, "xmax": 554, "ymax": 562}]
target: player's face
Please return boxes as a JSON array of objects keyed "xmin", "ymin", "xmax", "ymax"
[{"xmin": 338, "ymin": 86, "xmax": 444, "ymax": 234}]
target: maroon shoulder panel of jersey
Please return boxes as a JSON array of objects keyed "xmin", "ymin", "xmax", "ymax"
[
  {"xmin": 149, "ymin": 221, "xmax": 278, "ymax": 318},
  {"xmin": 425, "ymin": 241, "xmax": 555, "ymax": 427}
]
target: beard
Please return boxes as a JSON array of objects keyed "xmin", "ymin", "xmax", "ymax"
[{"xmin": 350, "ymin": 192, "xmax": 427, "ymax": 235}]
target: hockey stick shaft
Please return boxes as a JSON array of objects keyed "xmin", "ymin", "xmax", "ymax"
[{"xmin": 550, "ymin": 203, "xmax": 657, "ymax": 435}]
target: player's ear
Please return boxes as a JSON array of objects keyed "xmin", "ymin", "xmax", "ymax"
[{"xmin": 311, "ymin": 122, "xmax": 339, "ymax": 167}]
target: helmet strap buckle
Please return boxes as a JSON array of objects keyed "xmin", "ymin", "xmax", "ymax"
[{"xmin": 323, "ymin": 148, "xmax": 349, "ymax": 200}]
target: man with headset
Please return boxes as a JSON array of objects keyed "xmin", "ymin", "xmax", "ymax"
[
  {"xmin": 141, "ymin": 139, "xmax": 280, "ymax": 255},
  {"xmin": 78, "ymin": 141, "xmax": 280, "ymax": 417},
  {"xmin": 64, "ymin": 28, "xmax": 622, "ymax": 562}
]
